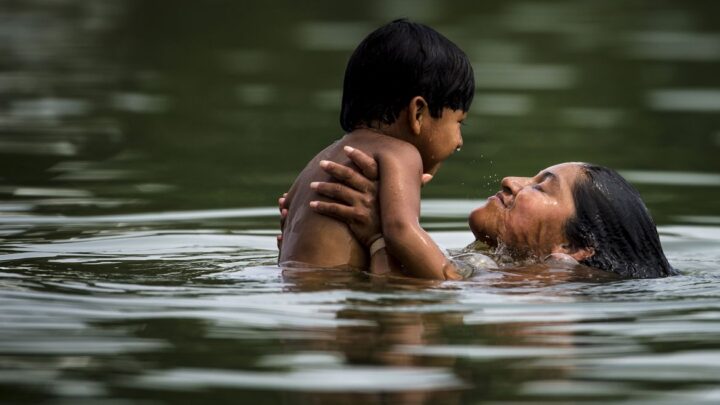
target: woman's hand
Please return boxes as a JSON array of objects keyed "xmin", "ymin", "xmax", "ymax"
[
  {"xmin": 310, "ymin": 146, "xmax": 382, "ymax": 247},
  {"xmin": 278, "ymin": 145, "xmax": 433, "ymax": 251},
  {"xmin": 310, "ymin": 146, "xmax": 434, "ymax": 247},
  {"xmin": 277, "ymin": 193, "xmax": 288, "ymax": 250}
]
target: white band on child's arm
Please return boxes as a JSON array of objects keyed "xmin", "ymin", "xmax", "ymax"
[{"xmin": 369, "ymin": 237, "xmax": 386, "ymax": 256}]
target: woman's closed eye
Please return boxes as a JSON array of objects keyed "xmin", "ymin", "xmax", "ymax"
[{"xmin": 532, "ymin": 172, "xmax": 556, "ymax": 192}]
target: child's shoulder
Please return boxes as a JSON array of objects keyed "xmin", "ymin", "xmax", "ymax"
[
  {"xmin": 350, "ymin": 130, "xmax": 422, "ymax": 161},
  {"xmin": 373, "ymin": 136, "xmax": 422, "ymax": 169}
]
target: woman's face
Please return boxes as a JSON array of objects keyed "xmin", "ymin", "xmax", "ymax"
[{"xmin": 468, "ymin": 163, "xmax": 584, "ymax": 258}]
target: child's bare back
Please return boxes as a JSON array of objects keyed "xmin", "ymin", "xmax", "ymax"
[{"xmin": 279, "ymin": 130, "xmax": 416, "ymax": 269}]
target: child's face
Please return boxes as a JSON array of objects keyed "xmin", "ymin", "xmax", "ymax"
[{"xmin": 417, "ymin": 108, "xmax": 466, "ymax": 174}]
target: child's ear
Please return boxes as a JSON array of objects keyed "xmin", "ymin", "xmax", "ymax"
[{"xmin": 407, "ymin": 96, "xmax": 428, "ymax": 136}]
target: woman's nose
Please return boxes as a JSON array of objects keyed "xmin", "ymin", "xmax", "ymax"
[{"xmin": 501, "ymin": 176, "xmax": 530, "ymax": 195}]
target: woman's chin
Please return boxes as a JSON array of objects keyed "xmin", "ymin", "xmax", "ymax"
[
  {"xmin": 469, "ymin": 220, "xmax": 500, "ymax": 248},
  {"xmin": 472, "ymin": 232, "xmax": 497, "ymax": 247},
  {"xmin": 468, "ymin": 200, "xmax": 504, "ymax": 240}
]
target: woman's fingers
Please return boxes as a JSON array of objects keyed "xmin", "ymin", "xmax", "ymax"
[
  {"xmin": 320, "ymin": 160, "xmax": 376, "ymax": 193},
  {"xmin": 278, "ymin": 194, "xmax": 288, "ymax": 226},
  {"xmin": 343, "ymin": 146, "xmax": 378, "ymax": 180},
  {"xmin": 311, "ymin": 181, "xmax": 365, "ymax": 206},
  {"xmin": 313, "ymin": 153, "xmax": 381, "ymax": 246},
  {"xmin": 278, "ymin": 193, "xmax": 288, "ymax": 216},
  {"xmin": 309, "ymin": 200, "xmax": 361, "ymax": 222},
  {"xmin": 277, "ymin": 192, "xmax": 288, "ymax": 250},
  {"xmin": 421, "ymin": 174, "xmax": 433, "ymax": 186}
]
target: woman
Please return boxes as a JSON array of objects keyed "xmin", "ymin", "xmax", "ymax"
[{"xmin": 281, "ymin": 148, "xmax": 676, "ymax": 279}]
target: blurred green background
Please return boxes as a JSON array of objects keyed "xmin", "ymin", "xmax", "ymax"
[{"xmin": 2, "ymin": 0, "xmax": 719, "ymax": 223}]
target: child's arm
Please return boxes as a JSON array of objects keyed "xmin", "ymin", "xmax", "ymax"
[{"xmin": 375, "ymin": 146, "xmax": 462, "ymax": 280}]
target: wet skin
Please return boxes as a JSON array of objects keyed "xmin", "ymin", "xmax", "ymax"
[
  {"xmin": 279, "ymin": 99, "xmax": 466, "ymax": 277},
  {"xmin": 469, "ymin": 163, "xmax": 586, "ymax": 259},
  {"xmin": 300, "ymin": 156, "xmax": 595, "ymax": 277}
]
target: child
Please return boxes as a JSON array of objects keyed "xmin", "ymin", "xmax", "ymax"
[{"xmin": 279, "ymin": 19, "xmax": 474, "ymax": 279}]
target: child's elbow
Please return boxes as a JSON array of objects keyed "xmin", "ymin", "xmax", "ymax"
[{"xmin": 382, "ymin": 219, "xmax": 417, "ymax": 250}]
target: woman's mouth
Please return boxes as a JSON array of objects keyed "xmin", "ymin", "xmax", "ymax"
[{"xmin": 492, "ymin": 192, "xmax": 509, "ymax": 208}]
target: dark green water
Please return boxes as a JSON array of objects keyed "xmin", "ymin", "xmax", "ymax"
[{"xmin": 2, "ymin": 1, "xmax": 720, "ymax": 403}]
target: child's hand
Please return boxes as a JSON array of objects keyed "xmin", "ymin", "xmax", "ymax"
[{"xmin": 310, "ymin": 146, "xmax": 381, "ymax": 247}]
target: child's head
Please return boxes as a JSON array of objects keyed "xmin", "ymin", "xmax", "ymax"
[{"xmin": 340, "ymin": 19, "xmax": 475, "ymax": 133}]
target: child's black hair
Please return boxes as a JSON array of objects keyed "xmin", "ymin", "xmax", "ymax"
[{"xmin": 340, "ymin": 19, "xmax": 475, "ymax": 132}]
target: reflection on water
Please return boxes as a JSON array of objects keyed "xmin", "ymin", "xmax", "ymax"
[
  {"xmin": 2, "ymin": 0, "xmax": 720, "ymax": 403},
  {"xmin": 2, "ymin": 206, "xmax": 720, "ymax": 402}
]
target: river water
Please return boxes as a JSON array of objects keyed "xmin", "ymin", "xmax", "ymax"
[{"xmin": 2, "ymin": 1, "xmax": 720, "ymax": 403}]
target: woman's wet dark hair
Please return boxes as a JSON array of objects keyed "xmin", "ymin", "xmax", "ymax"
[
  {"xmin": 565, "ymin": 164, "xmax": 677, "ymax": 278},
  {"xmin": 340, "ymin": 19, "xmax": 475, "ymax": 132}
]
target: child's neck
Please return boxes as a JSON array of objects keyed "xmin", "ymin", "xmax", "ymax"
[{"xmin": 350, "ymin": 121, "xmax": 415, "ymax": 145}]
